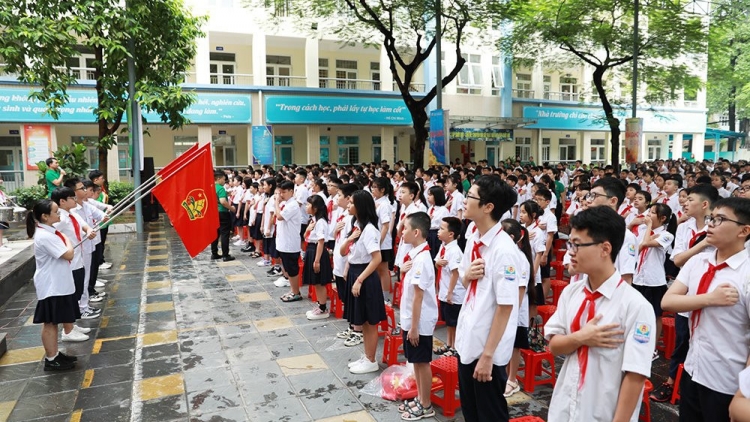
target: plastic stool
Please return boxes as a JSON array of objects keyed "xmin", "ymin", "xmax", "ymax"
[
  {"xmin": 640, "ymin": 380, "xmax": 653, "ymax": 421},
  {"xmin": 671, "ymin": 364, "xmax": 684, "ymax": 405},
  {"xmin": 517, "ymin": 349, "xmax": 556, "ymax": 393},
  {"xmin": 381, "ymin": 305, "xmax": 404, "ymax": 366},
  {"xmin": 549, "ymin": 261, "xmax": 568, "ymax": 281},
  {"xmin": 658, "ymin": 317, "xmax": 676, "ymax": 360},
  {"xmin": 328, "ymin": 285, "xmax": 344, "ymax": 319},
  {"xmin": 550, "ymin": 279, "xmax": 568, "ymax": 306},
  {"xmin": 554, "ymin": 249, "xmax": 567, "ymax": 262},
  {"xmin": 392, "ymin": 280, "xmax": 403, "ymax": 308},
  {"xmin": 510, "ymin": 417, "xmax": 546, "ymax": 422},
  {"xmin": 430, "ymin": 356, "xmax": 460, "ymax": 417},
  {"xmin": 553, "ymin": 238, "xmax": 567, "ymax": 251},
  {"xmin": 537, "ymin": 305, "xmax": 557, "ymax": 327}
]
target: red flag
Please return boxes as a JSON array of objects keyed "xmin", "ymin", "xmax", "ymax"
[
  {"xmin": 157, "ymin": 142, "xmax": 202, "ymax": 179},
  {"xmin": 151, "ymin": 149, "xmax": 219, "ymax": 257}
]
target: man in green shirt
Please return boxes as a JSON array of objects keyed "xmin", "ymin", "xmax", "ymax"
[
  {"xmin": 44, "ymin": 158, "xmax": 65, "ymax": 197},
  {"xmin": 211, "ymin": 171, "xmax": 235, "ymax": 261}
]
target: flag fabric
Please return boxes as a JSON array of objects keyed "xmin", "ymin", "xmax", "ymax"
[{"xmin": 151, "ymin": 147, "xmax": 218, "ymax": 257}]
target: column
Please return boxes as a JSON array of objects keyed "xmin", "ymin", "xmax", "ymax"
[
  {"xmin": 106, "ymin": 144, "xmax": 119, "ymax": 182},
  {"xmin": 582, "ymin": 131, "xmax": 592, "ymax": 164},
  {"xmin": 195, "ymin": 36, "xmax": 210, "ymax": 84},
  {"xmin": 532, "ymin": 62, "xmax": 544, "ymax": 99},
  {"xmin": 671, "ymin": 133, "xmax": 682, "ymax": 160},
  {"xmin": 604, "ymin": 132, "xmax": 611, "ymax": 165},
  {"xmin": 252, "ymin": 33, "xmax": 267, "ymax": 86},
  {"xmin": 380, "ymin": 45, "xmax": 393, "ymax": 92},
  {"xmin": 306, "ymin": 125, "xmax": 320, "ymax": 165},
  {"xmin": 247, "ymin": 126, "xmax": 254, "ymax": 167},
  {"xmin": 305, "ymin": 38, "xmax": 319, "ymax": 88},
  {"xmin": 537, "ymin": 129, "xmax": 543, "ymax": 162},
  {"xmin": 198, "ymin": 125, "xmax": 212, "ymax": 147},
  {"xmin": 382, "ymin": 127, "xmax": 395, "ymax": 164},
  {"xmin": 691, "ymin": 132, "xmax": 705, "ymax": 161}
]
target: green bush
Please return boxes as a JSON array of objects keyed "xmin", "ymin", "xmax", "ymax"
[
  {"xmin": 11, "ymin": 185, "xmax": 47, "ymax": 210},
  {"xmin": 108, "ymin": 181, "xmax": 135, "ymax": 207}
]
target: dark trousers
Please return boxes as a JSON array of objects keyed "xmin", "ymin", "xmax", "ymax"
[
  {"xmin": 211, "ymin": 211, "xmax": 231, "ymax": 256},
  {"xmin": 679, "ymin": 371, "xmax": 732, "ymax": 422},
  {"xmin": 72, "ymin": 268, "xmax": 85, "ymax": 302},
  {"xmin": 458, "ymin": 359, "xmax": 509, "ymax": 422},
  {"xmin": 669, "ymin": 314, "xmax": 690, "ymax": 379},
  {"xmin": 89, "ymin": 245, "xmax": 102, "ymax": 295},
  {"xmin": 99, "ymin": 226, "xmax": 108, "ymax": 264}
]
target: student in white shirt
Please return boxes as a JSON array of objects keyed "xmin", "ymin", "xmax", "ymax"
[
  {"xmin": 433, "ymin": 217, "xmax": 464, "ymax": 357},
  {"xmin": 520, "ymin": 200, "xmax": 546, "ymax": 307},
  {"xmin": 395, "ymin": 182, "xmax": 421, "ymax": 268},
  {"xmin": 426, "ymin": 186, "xmax": 449, "ymax": 259},
  {"xmin": 244, "ymin": 182, "xmax": 263, "ymax": 255},
  {"xmin": 662, "ymin": 197, "xmax": 750, "ymax": 422},
  {"xmin": 302, "ymin": 195, "xmax": 333, "ymax": 320},
  {"xmin": 533, "ymin": 187, "xmax": 557, "ymax": 298},
  {"xmin": 661, "ymin": 177, "xmax": 682, "ymax": 216},
  {"xmin": 294, "ymin": 170, "xmax": 311, "ymax": 246},
  {"xmin": 634, "ymin": 203, "xmax": 676, "ymax": 361},
  {"xmin": 445, "ymin": 173, "xmax": 465, "ymax": 220},
  {"xmin": 276, "ymin": 180, "xmax": 303, "ymax": 302},
  {"xmin": 371, "ymin": 177, "xmax": 395, "ymax": 303},
  {"xmin": 545, "ymin": 206, "xmax": 655, "ymax": 422},
  {"xmin": 332, "ymin": 184, "xmax": 357, "ymax": 340},
  {"xmin": 456, "ymin": 175, "xmax": 521, "ymax": 422}
]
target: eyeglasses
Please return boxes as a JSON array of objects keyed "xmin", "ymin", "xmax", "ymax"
[
  {"xmin": 585, "ymin": 192, "xmax": 612, "ymax": 201},
  {"xmin": 466, "ymin": 194, "xmax": 482, "ymax": 202},
  {"xmin": 740, "ymin": 187, "xmax": 750, "ymax": 193},
  {"xmin": 566, "ymin": 241, "xmax": 602, "ymax": 253},
  {"xmin": 704, "ymin": 215, "xmax": 748, "ymax": 227}
]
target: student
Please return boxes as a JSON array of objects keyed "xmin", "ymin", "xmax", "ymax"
[
  {"xmin": 661, "ymin": 177, "xmax": 682, "ymax": 216},
  {"xmin": 619, "ymin": 183, "xmax": 639, "ymax": 216},
  {"xmin": 533, "ymin": 187, "xmax": 557, "ymax": 298},
  {"xmin": 394, "ymin": 182, "xmax": 421, "ymax": 269},
  {"xmin": 26, "ymin": 200, "xmax": 80, "ymax": 371},
  {"xmin": 426, "ymin": 186, "xmax": 449, "ymax": 259},
  {"xmin": 545, "ymin": 206, "xmax": 656, "ymax": 422},
  {"xmin": 433, "ymin": 216, "xmax": 464, "ymax": 357},
  {"xmin": 303, "ymin": 195, "xmax": 333, "ymax": 320},
  {"xmin": 333, "ymin": 183, "xmax": 357, "ymax": 340},
  {"xmin": 294, "ymin": 169, "xmax": 311, "ymax": 248},
  {"xmin": 244, "ymin": 181, "xmax": 262, "ymax": 255},
  {"xmin": 397, "ymin": 212, "xmax": 438, "ymax": 420},
  {"xmin": 211, "ymin": 171, "xmax": 235, "ymax": 262},
  {"xmin": 519, "ymin": 200, "xmax": 546, "ymax": 308},
  {"xmin": 260, "ymin": 178, "xmax": 280, "ymax": 271},
  {"xmin": 74, "ymin": 180, "xmax": 109, "ymax": 304},
  {"xmin": 276, "ymin": 180, "xmax": 304, "ymax": 301},
  {"xmin": 371, "ymin": 177, "xmax": 395, "ymax": 303},
  {"xmin": 341, "ymin": 190, "xmax": 385, "ymax": 373},
  {"xmin": 634, "ymin": 203, "xmax": 676, "ymax": 361},
  {"xmin": 455, "ymin": 175, "xmax": 521, "ymax": 422},
  {"xmin": 88, "ymin": 170, "xmax": 112, "ymax": 270},
  {"xmin": 626, "ymin": 190, "xmax": 651, "ymax": 235},
  {"xmin": 501, "ymin": 218, "xmax": 536, "ymax": 398},
  {"xmin": 662, "ymin": 197, "xmax": 750, "ymax": 422}
]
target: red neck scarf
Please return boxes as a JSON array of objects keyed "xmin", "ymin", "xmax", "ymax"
[
  {"xmin": 401, "ymin": 244, "xmax": 430, "ymax": 283},
  {"xmin": 465, "ymin": 226, "xmax": 503, "ymax": 308},
  {"xmin": 435, "ymin": 245, "xmax": 447, "ymax": 286},
  {"xmin": 690, "ymin": 261, "xmax": 729, "ymax": 331}
]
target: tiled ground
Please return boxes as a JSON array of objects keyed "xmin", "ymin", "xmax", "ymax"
[{"xmin": 0, "ymin": 218, "xmax": 680, "ymax": 421}]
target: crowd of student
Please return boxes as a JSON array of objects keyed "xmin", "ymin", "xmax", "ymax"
[{"xmin": 28, "ymin": 155, "xmax": 750, "ymax": 421}]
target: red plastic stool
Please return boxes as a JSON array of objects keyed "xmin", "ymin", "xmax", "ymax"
[
  {"xmin": 381, "ymin": 305, "xmax": 404, "ymax": 366},
  {"xmin": 555, "ymin": 249, "xmax": 567, "ymax": 262},
  {"xmin": 537, "ymin": 305, "xmax": 557, "ymax": 327},
  {"xmin": 553, "ymin": 238, "xmax": 566, "ymax": 251},
  {"xmin": 671, "ymin": 364, "xmax": 684, "ymax": 404},
  {"xmin": 328, "ymin": 285, "xmax": 344, "ymax": 319},
  {"xmin": 430, "ymin": 356, "xmax": 460, "ymax": 417},
  {"xmin": 549, "ymin": 261, "xmax": 568, "ymax": 281},
  {"xmin": 550, "ymin": 279, "xmax": 568, "ymax": 306},
  {"xmin": 658, "ymin": 317, "xmax": 676, "ymax": 360},
  {"xmin": 392, "ymin": 280, "xmax": 403, "ymax": 308},
  {"xmin": 517, "ymin": 349, "xmax": 556, "ymax": 393},
  {"xmin": 640, "ymin": 380, "xmax": 653, "ymax": 421},
  {"xmin": 510, "ymin": 417, "xmax": 545, "ymax": 422}
]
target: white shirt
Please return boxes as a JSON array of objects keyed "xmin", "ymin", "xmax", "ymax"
[
  {"xmin": 348, "ymin": 222, "xmax": 380, "ymax": 265},
  {"xmin": 400, "ymin": 242, "xmax": 438, "ymax": 335},
  {"xmin": 545, "ymin": 271, "xmax": 655, "ymax": 422},
  {"xmin": 262, "ymin": 195, "xmax": 275, "ymax": 237},
  {"xmin": 527, "ymin": 222, "xmax": 546, "ymax": 286},
  {"xmin": 294, "ymin": 183, "xmax": 311, "ymax": 224},
  {"xmin": 563, "ymin": 229, "xmax": 637, "ymax": 277},
  {"xmin": 78, "ymin": 202, "xmax": 104, "ymax": 250},
  {"xmin": 427, "ymin": 205, "xmax": 449, "ymax": 230},
  {"xmin": 513, "ymin": 246, "xmax": 531, "ymax": 328},
  {"xmin": 332, "ymin": 211, "xmax": 353, "ymax": 277},
  {"xmin": 447, "ymin": 191, "xmax": 465, "ymax": 217},
  {"xmin": 455, "ymin": 221, "xmax": 521, "ymax": 366},
  {"xmin": 275, "ymin": 198, "xmax": 301, "ymax": 253},
  {"xmin": 33, "ymin": 224, "xmax": 75, "ymax": 301},
  {"xmin": 375, "ymin": 196, "xmax": 393, "ymax": 250},
  {"xmin": 678, "ymin": 250, "xmax": 750, "ymax": 395},
  {"xmin": 394, "ymin": 202, "xmax": 421, "ymax": 266},
  {"xmin": 54, "ymin": 209, "xmax": 85, "ymax": 270},
  {"xmin": 436, "ymin": 240, "xmax": 465, "ymax": 304},
  {"xmin": 740, "ymin": 366, "xmax": 750, "ymax": 398},
  {"xmin": 306, "ymin": 217, "xmax": 329, "ymax": 243},
  {"xmin": 634, "ymin": 226, "xmax": 673, "ymax": 287},
  {"xmin": 664, "ymin": 192, "xmax": 681, "ymax": 216}
]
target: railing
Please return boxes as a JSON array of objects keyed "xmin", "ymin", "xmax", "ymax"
[
  {"xmin": 69, "ymin": 67, "xmax": 96, "ymax": 81},
  {"xmin": 266, "ymin": 76, "xmax": 307, "ymax": 87},
  {"xmin": 545, "ymin": 91, "xmax": 581, "ymax": 102},
  {"xmin": 392, "ymin": 81, "xmax": 426, "ymax": 93},
  {"xmin": 319, "ymin": 78, "xmax": 382, "ymax": 91},
  {"xmin": 512, "ymin": 88, "xmax": 535, "ymax": 98},
  {"xmin": 209, "ymin": 73, "xmax": 254, "ymax": 86},
  {"xmin": 0, "ymin": 170, "xmax": 26, "ymax": 193}
]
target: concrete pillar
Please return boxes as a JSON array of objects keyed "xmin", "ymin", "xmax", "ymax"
[
  {"xmin": 380, "ymin": 45, "xmax": 393, "ymax": 92},
  {"xmin": 305, "ymin": 38, "xmax": 319, "ymax": 88},
  {"xmin": 671, "ymin": 133, "xmax": 682, "ymax": 160},
  {"xmin": 537, "ymin": 129, "xmax": 543, "ymax": 162},
  {"xmin": 106, "ymin": 144, "xmax": 119, "ymax": 182},
  {"xmin": 306, "ymin": 125, "xmax": 320, "ymax": 165},
  {"xmin": 247, "ymin": 126, "xmax": 255, "ymax": 166},
  {"xmin": 252, "ymin": 34, "xmax": 267, "ymax": 86},
  {"xmin": 198, "ymin": 126, "xmax": 212, "ymax": 147},
  {"xmin": 381, "ymin": 127, "xmax": 395, "ymax": 164},
  {"xmin": 532, "ymin": 62, "xmax": 544, "ymax": 99},
  {"xmin": 691, "ymin": 132, "xmax": 705, "ymax": 161},
  {"xmin": 195, "ymin": 36, "xmax": 210, "ymax": 84},
  {"xmin": 582, "ymin": 131, "xmax": 592, "ymax": 164}
]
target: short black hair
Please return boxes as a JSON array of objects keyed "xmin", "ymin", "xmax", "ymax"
[
  {"xmin": 687, "ymin": 184, "xmax": 719, "ymax": 204},
  {"xmin": 278, "ymin": 180, "xmax": 294, "ymax": 191},
  {"xmin": 88, "ymin": 169, "xmax": 104, "ymax": 180},
  {"xmin": 405, "ymin": 211, "xmax": 431, "ymax": 239},
  {"xmin": 51, "ymin": 187, "xmax": 76, "ymax": 204},
  {"xmin": 570, "ymin": 206, "xmax": 625, "ymax": 263},
  {"xmin": 441, "ymin": 216, "xmax": 462, "ymax": 240},
  {"xmin": 534, "ymin": 187, "xmax": 552, "ymax": 202},
  {"xmin": 214, "ymin": 170, "xmax": 226, "ymax": 180},
  {"xmin": 400, "ymin": 181, "xmax": 420, "ymax": 200},
  {"xmin": 592, "ymin": 177, "xmax": 626, "ymax": 208},
  {"xmin": 82, "ymin": 179, "xmax": 95, "ymax": 189},
  {"xmin": 339, "ymin": 183, "xmax": 358, "ymax": 198},
  {"xmin": 428, "ymin": 186, "xmax": 447, "ymax": 207},
  {"xmin": 696, "ymin": 175, "xmax": 712, "ymax": 185},
  {"xmin": 472, "ymin": 175, "xmax": 517, "ymax": 221},
  {"xmin": 45, "ymin": 157, "xmax": 56, "ymax": 166},
  {"xmin": 63, "ymin": 177, "xmax": 82, "ymax": 189},
  {"xmin": 635, "ymin": 190, "xmax": 652, "ymax": 204},
  {"xmin": 712, "ymin": 197, "xmax": 750, "ymax": 226}
]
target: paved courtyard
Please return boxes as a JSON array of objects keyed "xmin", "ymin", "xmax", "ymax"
[{"xmin": 0, "ymin": 219, "xmax": 680, "ymax": 421}]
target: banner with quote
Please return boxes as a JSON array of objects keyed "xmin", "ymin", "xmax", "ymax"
[
  {"xmin": 252, "ymin": 125, "xmax": 274, "ymax": 165},
  {"xmin": 265, "ymin": 96, "xmax": 412, "ymax": 125},
  {"xmin": 625, "ymin": 118, "xmax": 643, "ymax": 164},
  {"xmin": 23, "ymin": 125, "xmax": 52, "ymax": 170},
  {"xmin": 429, "ymin": 109, "xmax": 449, "ymax": 165}
]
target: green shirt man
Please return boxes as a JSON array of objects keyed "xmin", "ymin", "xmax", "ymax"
[
  {"xmin": 44, "ymin": 158, "xmax": 65, "ymax": 198},
  {"xmin": 216, "ymin": 182, "xmax": 229, "ymax": 213}
]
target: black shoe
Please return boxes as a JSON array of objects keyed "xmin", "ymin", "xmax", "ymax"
[
  {"xmin": 211, "ymin": 254, "xmax": 222, "ymax": 260},
  {"xmin": 222, "ymin": 255, "xmax": 236, "ymax": 262},
  {"xmin": 58, "ymin": 351, "xmax": 78, "ymax": 362},
  {"xmin": 241, "ymin": 245, "xmax": 253, "ymax": 253},
  {"xmin": 267, "ymin": 266, "xmax": 279, "ymax": 275},
  {"xmin": 44, "ymin": 354, "xmax": 75, "ymax": 371},
  {"xmin": 650, "ymin": 382, "xmax": 674, "ymax": 402}
]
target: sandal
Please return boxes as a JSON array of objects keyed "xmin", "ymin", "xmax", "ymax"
[
  {"xmin": 397, "ymin": 398, "xmax": 417, "ymax": 412},
  {"xmin": 401, "ymin": 402, "xmax": 435, "ymax": 420},
  {"xmin": 504, "ymin": 380, "xmax": 520, "ymax": 398},
  {"xmin": 280, "ymin": 292, "xmax": 303, "ymax": 302},
  {"xmin": 443, "ymin": 348, "xmax": 457, "ymax": 357},
  {"xmin": 432, "ymin": 345, "xmax": 449, "ymax": 355}
]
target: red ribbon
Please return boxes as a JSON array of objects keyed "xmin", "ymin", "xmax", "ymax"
[{"xmin": 690, "ymin": 262, "xmax": 728, "ymax": 331}]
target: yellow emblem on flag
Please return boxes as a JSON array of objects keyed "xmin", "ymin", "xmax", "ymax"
[{"xmin": 181, "ymin": 189, "xmax": 207, "ymax": 221}]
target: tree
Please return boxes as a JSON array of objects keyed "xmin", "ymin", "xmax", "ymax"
[
  {"xmin": 500, "ymin": 0, "xmax": 708, "ymax": 169},
  {"xmin": 250, "ymin": 0, "xmax": 491, "ymax": 169},
  {"xmin": 0, "ymin": 0, "xmax": 204, "ymax": 177}
]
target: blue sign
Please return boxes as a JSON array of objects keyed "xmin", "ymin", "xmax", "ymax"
[
  {"xmin": 429, "ymin": 109, "xmax": 448, "ymax": 165},
  {"xmin": 0, "ymin": 87, "xmax": 251, "ymax": 124},
  {"xmin": 523, "ymin": 106, "xmax": 609, "ymax": 130},
  {"xmin": 522, "ymin": 106, "xmax": 705, "ymax": 133},
  {"xmin": 265, "ymin": 96, "xmax": 412, "ymax": 125},
  {"xmin": 252, "ymin": 125, "xmax": 274, "ymax": 165}
]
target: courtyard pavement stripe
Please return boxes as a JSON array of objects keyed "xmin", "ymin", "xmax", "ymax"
[{"xmin": 128, "ymin": 238, "xmax": 151, "ymax": 422}]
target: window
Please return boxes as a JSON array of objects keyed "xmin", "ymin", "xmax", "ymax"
[
  {"xmin": 320, "ymin": 136, "xmax": 330, "ymax": 164},
  {"xmin": 515, "ymin": 74, "xmax": 532, "ymax": 98},
  {"xmin": 559, "ymin": 138, "xmax": 577, "ymax": 162},
  {"xmin": 515, "ymin": 137, "xmax": 531, "ymax": 162},
  {"xmin": 370, "ymin": 62, "xmax": 380, "ymax": 91},
  {"xmin": 337, "ymin": 136, "xmax": 359, "ymax": 164},
  {"xmin": 336, "ymin": 60, "xmax": 358, "ymax": 89},
  {"xmin": 319, "ymin": 58, "xmax": 329, "ymax": 88},
  {"xmin": 265, "ymin": 0, "xmax": 291, "ymax": 16},
  {"xmin": 267, "ymin": 55, "xmax": 292, "ymax": 86},
  {"xmin": 458, "ymin": 54, "xmax": 482, "ymax": 94},
  {"xmin": 491, "ymin": 56, "xmax": 503, "ymax": 96},
  {"xmin": 684, "ymin": 87, "xmax": 698, "ymax": 107},
  {"xmin": 372, "ymin": 136, "xmax": 381, "ymax": 162},
  {"xmin": 66, "ymin": 55, "xmax": 96, "ymax": 80},
  {"xmin": 542, "ymin": 138, "xmax": 551, "ymax": 162},
  {"xmin": 648, "ymin": 139, "xmax": 662, "ymax": 160},
  {"xmin": 209, "ymin": 52, "xmax": 236, "ymax": 85},
  {"xmin": 560, "ymin": 75, "xmax": 579, "ymax": 101},
  {"xmin": 591, "ymin": 138, "xmax": 605, "ymax": 162},
  {"xmin": 174, "ymin": 135, "xmax": 235, "ymax": 165},
  {"xmin": 274, "ymin": 136, "xmax": 294, "ymax": 167},
  {"xmin": 543, "ymin": 75, "xmax": 552, "ymax": 100}
]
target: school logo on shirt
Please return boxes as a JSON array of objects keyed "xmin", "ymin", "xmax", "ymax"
[
  {"xmin": 414, "ymin": 270, "xmax": 421, "ymax": 279},
  {"xmin": 181, "ymin": 189, "xmax": 208, "ymax": 221},
  {"xmin": 504, "ymin": 266, "xmax": 516, "ymax": 281},
  {"xmin": 628, "ymin": 243, "xmax": 636, "ymax": 256},
  {"xmin": 634, "ymin": 322, "xmax": 651, "ymax": 343}
]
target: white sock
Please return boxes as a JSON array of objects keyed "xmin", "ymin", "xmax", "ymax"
[{"xmin": 46, "ymin": 352, "xmax": 59, "ymax": 361}]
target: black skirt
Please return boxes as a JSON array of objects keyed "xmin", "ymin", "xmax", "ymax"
[
  {"xmin": 251, "ymin": 214, "xmax": 263, "ymax": 240},
  {"xmin": 33, "ymin": 294, "xmax": 81, "ymax": 324},
  {"xmin": 427, "ymin": 229, "xmax": 440, "ymax": 260},
  {"xmin": 346, "ymin": 263, "xmax": 387, "ymax": 326},
  {"xmin": 303, "ymin": 243, "xmax": 333, "ymax": 286}
]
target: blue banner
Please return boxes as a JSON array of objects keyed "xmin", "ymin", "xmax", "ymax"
[
  {"xmin": 449, "ymin": 128, "xmax": 513, "ymax": 141},
  {"xmin": 0, "ymin": 87, "xmax": 251, "ymax": 124},
  {"xmin": 252, "ymin": 125, "xmax": 274, "ymax": 165},
  {"xmin": 522, "ymin": 106, "xmax": 705, "ymax": 133},
  {"xmin": 429, "ymin": 109, "xmax": 448, "ymax": 165},
  {"xmin": 265, "ymin": 96, "xmax": 412, "ymax": 125}
]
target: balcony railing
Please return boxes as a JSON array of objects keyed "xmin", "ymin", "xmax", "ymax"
[
  {"xmin": 266, "ymin": 76, "xmax": 307, "ymax": 87},
  {"xmin": 209, "ymin": 73, "xmax": 254, "ymax": 85},
  {"xmin": 544, "ymin": 91, "xmax": 581, "ymax": 102},
  {"xmin": 69, "ymin": 67, "xmax": 96, "ymax": 81},
  {"xmin": 319, "ymin": 78, "xmax": 382, "ymax": 91},
  {"xmin": 392, "ymin": 81, "xmax": 426, "ymax": 93},
  {"xmin": 513, "ymin": 88, "xmax": 535, "ymax": 98}
]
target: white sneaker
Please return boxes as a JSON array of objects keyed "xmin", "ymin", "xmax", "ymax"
[
  {"xmin": 306, "ymin": 307, "xmax": 330, "ymax": 320},
  {"xmin": 73, "ymin": 325, "xmax": 92, "ymax": 334},
  {"xmin": 89, "ymin": 294, "xmax": 104, "ymax": 303},
  {"xmin": 348, "ymin": 354, "xmax": 367, "ymax": 368},
  {"xmin": 336, "ymin": 328, "xmax": 353, "ymax": 339},
  {"xmin": 0, "ymin": 245, "xmax": 11, "ymax": 252},
  {"xmin": 100, "ymin": 262, "xmax": 112, "ymax": 269},
  {"xmin": 349, "ymin": 358, "xmax": 379, "ymax": 374},
  {"xmin": 95, "ymin": 280, "xmax": 106, "ymax": 288},
  {"xmin": 231, "ymin": 235, "xmax": 240, "ymax": 241},
  {"xmin": 274, "ymin": 277, "xmax": 290, "ymax": 287},
  {"xmin": 256, "ymin": 259, "xmax": 271, "ymax": 267},
  {"xmin": 62, "ymin": 329, "xmax": 89, "ymax": 342},
  {"xmin": 80, "ymin": 309, "xmax": 101, "ymax": 319},
  {"xmin": 344, "ymin": 332, "xmax": 364, "ymax": 347},
  {"xmin": 233, "ymin": 240, "xmax": 244, "ymax": 246}
]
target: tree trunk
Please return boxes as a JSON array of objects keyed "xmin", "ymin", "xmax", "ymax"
[
  {"xmin": 411, "ymin": 108, "xmax": 428, "ymax": 169},
  {"xmin": 592, "ymin": 66, "xmax": 621, "ymax": 172}
]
